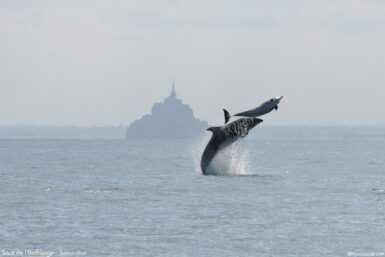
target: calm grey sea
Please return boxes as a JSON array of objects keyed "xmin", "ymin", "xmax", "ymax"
[{"xmin": 1, "ymin": 127, "xmax": 385, "ymax": 257}]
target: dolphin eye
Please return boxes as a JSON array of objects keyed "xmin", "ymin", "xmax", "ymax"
[{"xmin": 270, "ymin": 99, "xmax": 273, "ymax": 102}]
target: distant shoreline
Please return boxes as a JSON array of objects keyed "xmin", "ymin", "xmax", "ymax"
[
  {"xmin": 0, "ymin": 125, "xmax": 384, "ymax": 139},
  {"xmin": 0, "ymin": 125, "xmax": 126, "ymax": 139}
]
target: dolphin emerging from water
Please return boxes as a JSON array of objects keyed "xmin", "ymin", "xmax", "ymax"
[
  {"xmin": 201, "ymin": 117, "xmax": 263, "ymax": 175},
  {"xmin": 223, "ymin": 96, "xmax": 283, "ymax": 124}
]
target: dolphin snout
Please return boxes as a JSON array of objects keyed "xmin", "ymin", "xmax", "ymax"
[{"xmin": 274, "ymin": 96, "xmax": 283, "ymax": 103}]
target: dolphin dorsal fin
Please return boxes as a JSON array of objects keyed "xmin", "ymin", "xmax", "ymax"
[{"xmin": 223, "ymin": 109, "xmax": 231, "ymax": 124}]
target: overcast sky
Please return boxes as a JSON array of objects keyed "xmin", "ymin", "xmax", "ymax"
[{"xmin": 1, "ymin": 0, "xmax": 385, "ymax": 126}]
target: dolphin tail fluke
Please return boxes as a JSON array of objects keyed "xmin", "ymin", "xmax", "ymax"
[{"xmin": 223, "ymin": 109, "xmax": 231, "ymax": 124}]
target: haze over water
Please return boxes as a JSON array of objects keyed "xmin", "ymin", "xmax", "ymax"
[
  {"xmin": 1, "ymin": 127, "xmax": 384, "ymax": 256},
  {"xmin": 1, "ymin": 1, "xmax": 385, "ymax": 126}
]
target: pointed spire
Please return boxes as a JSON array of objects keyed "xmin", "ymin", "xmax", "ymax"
[{"xmin": 170, "ymin": 79, "xmax": 176, "ymax": 99}]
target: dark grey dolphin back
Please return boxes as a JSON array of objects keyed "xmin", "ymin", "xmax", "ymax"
[{"xmin": 234, "ymin": 98, "xmax": 279, "ymax": 118}]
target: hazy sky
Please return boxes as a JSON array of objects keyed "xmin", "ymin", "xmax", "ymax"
[{"xmin": 1, "ymin": 0, "xmax": 385, "ymax": 126}]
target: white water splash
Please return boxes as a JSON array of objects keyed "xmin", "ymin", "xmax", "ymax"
[{"xmin": 191, "ymin": 134, "xmax": 251, "ymax": 176}]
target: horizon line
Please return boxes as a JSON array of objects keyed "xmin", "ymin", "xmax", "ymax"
[{"xmin": 1, "ymin": 123, "xmax": 385, "ymax": 128}]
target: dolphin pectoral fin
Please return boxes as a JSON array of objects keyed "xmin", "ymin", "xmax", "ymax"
[
  {"xmin": 207, "ymin": 126, "xmax": 221, "ymax": 133},
  {"xmin": 274, "ymin": 106, "xmax": 278, "ymax": 111},
  {"xmin": 223, "ymin": 109, "xmax": 231, "ymax": 124}
]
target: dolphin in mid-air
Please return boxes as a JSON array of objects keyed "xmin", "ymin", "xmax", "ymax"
[
  {"xmin": 223, "ymin": 96, "xmax": 283, "ymax": 124},
  {"xmin": 200, "ymin": 117, "xmax": 263, "ymax": 175}
]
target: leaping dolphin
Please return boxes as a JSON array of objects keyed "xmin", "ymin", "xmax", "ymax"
[
  {"xmin": 223, "ymin": 96, "xmax": 283, "ymax": 124},
  {"xmin": 201, "ymin": 117, "xmax": 263, "ymax": 175}
]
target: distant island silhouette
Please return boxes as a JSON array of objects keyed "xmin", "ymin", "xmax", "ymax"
[{"xmin": 126, "ymin": 83, "xmax": 208, "ymax": 139}]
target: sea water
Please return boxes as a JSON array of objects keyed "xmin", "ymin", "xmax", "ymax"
[{"xmin": 1, "ymin": 127, "xmax": 385, "ymax": 257}]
